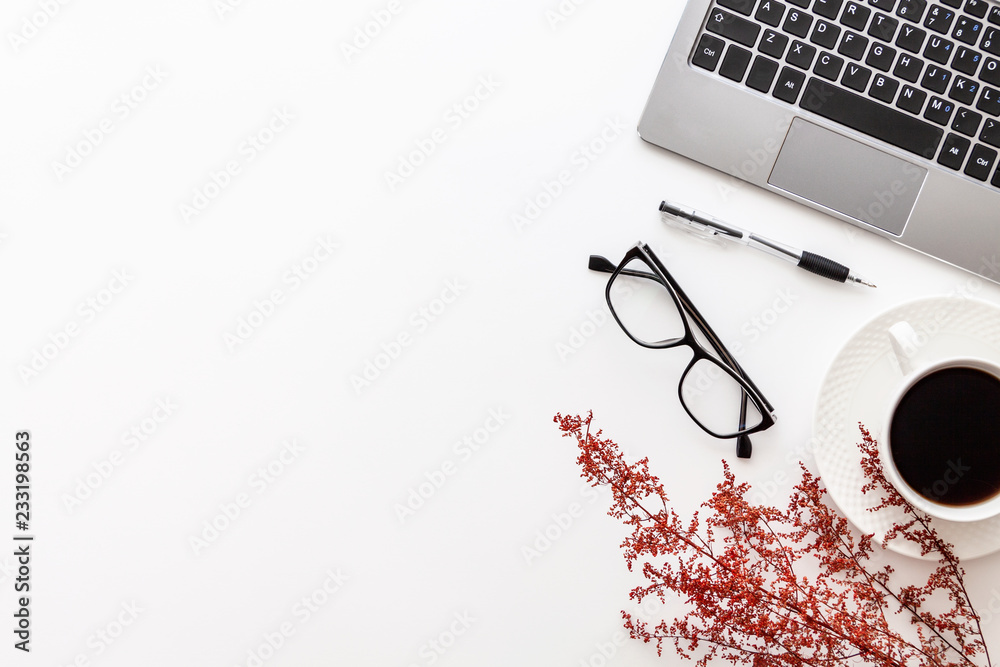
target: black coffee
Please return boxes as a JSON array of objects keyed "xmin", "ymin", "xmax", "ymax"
[{"xmin": 889, "ymin": 366, "xmax": 1000, "ymax": 507}]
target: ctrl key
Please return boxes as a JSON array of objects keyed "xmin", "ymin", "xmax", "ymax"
[{"xmin": 692, "ymin": 33, "xmax": 726, "ymax": 71}]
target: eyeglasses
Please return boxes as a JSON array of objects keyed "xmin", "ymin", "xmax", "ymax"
[{"xmin": 589, "ymin": 242, "xmax": 776, "ymax": 458}]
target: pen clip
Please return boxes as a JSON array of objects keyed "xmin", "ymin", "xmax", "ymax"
[{"xmin": 660, "ymin": 208, "xmax": 730, "ymax": 247}]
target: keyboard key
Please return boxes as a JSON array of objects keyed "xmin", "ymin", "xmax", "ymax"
[
  {"xmin": 921, "ymin": 64, "xmax": 952, "ymax": 92},
  {"xmin": 692, "ymin": 33, "xmax": 727, "ymax": 71},
  {"xmin": 720, "ymin": 44, "xmax": 754, "ymax": 80},
  {"xmin": 990, "ymin": 6, "xmax": 1000, "ymax": 25},
  {"xmin": 992, "ymin": 166, "xmax": 1000, "ymax": 187},
  {"xmin": 952, "ymin": 107, "xmax": 983, "ymax": 134},
  {"xmin": 755, "ymin": 0, "xmax": 786, "ymax": 26},
  {"xmin": 784, "ymin": 9, "xmax": 813, "ymax": 36},
  {"xmin": 982, "ymin": 27, "xmax": 1000, "ymax": 56},
  {"xmin": 965, "ymin": 143, "xmax": 998, "ymax": 178},
  {"xmin": 867, "ymin": 42, "xmax": 897, "ymax": 69},
  {"xmin": 965, "ymin": 0, "xmax": 989, "ymax": 19},
  {"xmin": 977, "ymin": 85, "xmax": 1000, "ymax": 115},
  {"xmin": 707, "ymin": 8, "xmax": 761, "ymax": 47},
  {"xmin": 787, "ymin": 39, "xmax": 818, "ymax": 68},
  {"xmin": 925, "ymin": 95, "xmax": 957, "ymax": 124},
  {"xmin": 896, "ymin": 0, "xmax": 927, "ymax": 22},
  {"xmin": 893, "ymin": 53, "xmax": 925, "ymax": 81},
  {"xmin": 814, "ymin": 0, "xmax": 845, "ymax": 19},
  {"xmin": 869, "ymin": 12, "xmax": 900, "ymax": 40},
  {"xmin": 800, "ymin": 77, "xmax": 943, "ymax": 156},
  {"xmin": 719, "ymin": 0, "xmax": 756, "ymax": 15},
  {"xmin": 870, "ymin": 73, "xmax": 901, "ymax": 100},
  {"xmin": 746, "ymin": 55, "xmax": 781, "ymax": 91},
  {"xmin": 842, "ymin": 2, "xmax": 872, "ymax": 29},
  {"xmin": 924, "ymin": 35, "xmax": 955, "ymax": 63},
  {"xmin": 940, "ymin": 0, "xmax": 962, "ymax": 7},
  {"xmin": 788, "ymin": 0, "xmax": 810, "ymax": 8},
  {"xmin": 814, "ymin": 51, "xmax": 846, "ymax": 79},
  {"xmin": 839, "ymin": 30, "xmax": 870, "ymax": 58},
  {"xmin": 981, "ymin": 117, "xmax": 1000, "ymax": 145},
  {"xmin": 924, "ymin": 5, "xmax": 956, "ymax": 34},
  {"xmin": 896, "ymin": 23, "xmax": 928, "ymax": 51},
  {"xmin": 843, "ymin": 61, "xmax": 874, "ymax": 89},
  {"xmin": 760, "ymin": 29, "xmax": 790, "ymax": 57},
  {"xmin": 810, "ymin": 20, "xmax": 842, "ymax": 48},
  {"xmin": 952, "ymin": 46, "xmax": 983, "ymax": 74},
  {"xmin": 774, "ymin": 66, "xmax": 807, "ymax": 102},
  {"xmin": 938, "ymin": 132, "xmax": 971, "ymax": 168},
  {"xmin": 952, "ymin": 16, "xmax": 983, "ymax": 45},
  {"xmin": 949, "ymin": 76, "xmax": 980, "ymax": 104},
  {"xmin": 981, "ymin": 57, "xmax": 1000, "ymax": 84},
  {"xmin": 870, "ymin": 0, "xmax": 896, "ymax": 11},
  {"xmin": 898, "ymin": 84, "xmax": 929, "ymax": 112}
]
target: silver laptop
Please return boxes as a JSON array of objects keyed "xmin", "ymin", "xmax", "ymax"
[{"xmin": 639, "ymin": 0, "xmax": 1000, "ymax": 281}]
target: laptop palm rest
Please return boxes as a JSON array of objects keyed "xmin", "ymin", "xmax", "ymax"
[{"xmin": 768, "ymin": 118, "xmax": 927, "ymax": 236}]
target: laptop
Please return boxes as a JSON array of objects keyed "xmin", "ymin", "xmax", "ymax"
[{"xmin": 639, "ymin": 0, "xmax": 1000, "ymax": 282}]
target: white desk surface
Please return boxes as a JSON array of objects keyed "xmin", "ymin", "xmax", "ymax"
[{"xmin": 4, "ymin": 1, "xmax": 1000, "ymax": 664}]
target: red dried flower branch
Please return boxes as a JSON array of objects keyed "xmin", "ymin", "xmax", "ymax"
[{"xmin": 555, "ymin": 412, "xmax": 993, "ymax": 667}]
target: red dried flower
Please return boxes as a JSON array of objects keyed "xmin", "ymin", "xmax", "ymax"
[{"xmin": 555, "ymin": 412, "xmax": 993, "ymax": 667}]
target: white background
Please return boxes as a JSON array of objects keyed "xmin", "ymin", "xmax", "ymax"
[{"xmin": 3, "ymin": 0, "xmax": 1000, "ymax": 665}]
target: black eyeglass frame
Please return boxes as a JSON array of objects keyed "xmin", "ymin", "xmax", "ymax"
[{"xmin": 592, "ymin": 242, "xmax": 776, "ymax": 442}]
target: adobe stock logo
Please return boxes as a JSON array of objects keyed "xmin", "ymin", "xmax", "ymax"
[
  {"xmin": 179, "ymin": 107, "xmax": 294, "ymax": 224},
  {"xmin": 51, "ymin": 65, "xmax": 168, "ymax": 181},
  {"xmin": 17, "ymin": 269, "xmax": 134, "ymax": 385},
  {"xmin": 7, "ymin": 0, "xmax": 72, "ymax": 53}
]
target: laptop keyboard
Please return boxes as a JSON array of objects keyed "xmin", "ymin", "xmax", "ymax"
[{"xmin": 692, "ymin": 0, "xmax": 1000, "ymax": 188}]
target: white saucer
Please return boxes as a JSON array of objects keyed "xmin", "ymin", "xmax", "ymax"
[{"xmin": 813, "ymin": 296, "xmax": 1000, "ymax": 560}]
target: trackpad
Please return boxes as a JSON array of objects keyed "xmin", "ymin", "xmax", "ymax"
[{"xmin": 768, "ymin": 118, "xmax": 926, "ymax": 236}]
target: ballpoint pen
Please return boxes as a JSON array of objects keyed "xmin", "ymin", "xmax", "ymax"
[{"xmin": 659, "ymin": 201, "xmax": 876, "ymax": 288}]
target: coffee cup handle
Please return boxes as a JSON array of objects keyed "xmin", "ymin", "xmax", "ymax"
[{"xmin": 888, "ymin": 321, "xmax": 921, "ymax": 376}]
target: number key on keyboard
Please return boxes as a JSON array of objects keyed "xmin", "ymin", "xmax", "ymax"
[
  {"xmin": 925, "ymin": 95, "xmax": 957, "ymax": 124},
  {"xmin": 952, "ymin": 16, "xmax": 982, "ymax": 45},
  {"xmin": 977, "ymin": 86, "xmax": 1000, "ymax": 115},
  {"xmin": 921, "ymin": 64, "xmax": 952, "ymax": 92},
  {"xmin": 949, "ymin": 76, "xmax": 979, "ymax": 104},
  {"xmin": 924, "ymin": 5, "xmax": 956, "ymax": 33},
  {"xmin": 925, "ymin": 35, "xmax": 954, "ymax": 62},
  {"xmin": 896, "ymin": 0, "xmax": 927, "ymax": 22}
]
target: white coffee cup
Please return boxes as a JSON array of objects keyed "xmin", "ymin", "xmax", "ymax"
[{"xmin": 881, "ymin": 321, "xmax": 1000, "ymax": 523}]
